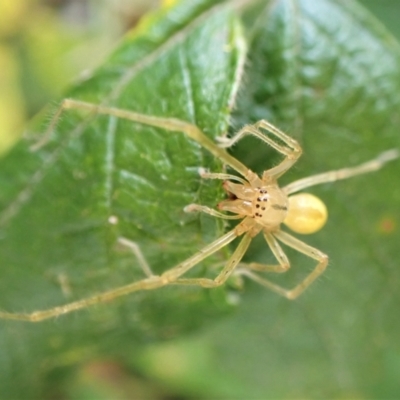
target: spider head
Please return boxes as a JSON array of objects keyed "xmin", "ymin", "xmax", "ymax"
[{"xmin": 250, "ymin": 185, "xmax": 289, "ymax": 229}]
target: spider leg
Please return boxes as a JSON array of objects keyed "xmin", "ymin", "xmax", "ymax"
[
  {"xmin": 184, "ymin": 167, "xmax": 247, "ymax": 220},
  {"xmin": 238, "ymin": 231, "xmax": 290, "ymax": 273},
  {"xmin": 184, "ymin": 204, "xmax": 242, "ymax": 220},
  {"xmin": 32, "ymin": 98, "xmax": 255, "ymax": 181},
  {"xmin": 0, "ymin": 221, "xmax": 252, "ymax": 322},
  {"xmin": 284, "ymin": 148, "xmax": 399, "ymax": 195},
  {"xmin": 117, "ymin": 237, "xmax": 154, "ymax": 278},
  {"xmin": 173, "ymin": 232, "xmax": 253, "ymax": 288},
  {"xmin": 217, "ymin": 119, "xmax": 302, "ymax": 179},
  {"xmin": 197, "ymin": 168, "xmax": 248, "ymax": 185},
  {"xmin": 238, "ymin": 230, "xmax": 328, "ymax": 299}
]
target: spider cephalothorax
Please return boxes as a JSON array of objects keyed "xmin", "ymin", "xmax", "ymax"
[{"xmin": 219, "ymin": 180, "xmax": 289, "ymax": 230}]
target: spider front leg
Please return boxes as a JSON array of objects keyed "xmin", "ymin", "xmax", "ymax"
[
  {"xmin": 217, "ymin": 119, "xmax": 302, "ymax": 179},
  {"xmin": 238, "ymin": 230, "xmax": 328, "ymax": 299},
  {"xmin": 32, "ymin": 98, "xmax": 257, "ymax": 181}
]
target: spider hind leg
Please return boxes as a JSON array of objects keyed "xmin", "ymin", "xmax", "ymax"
[{"xmin": 237, "ymin": 230, "xmax": 328, "ymax": 299}]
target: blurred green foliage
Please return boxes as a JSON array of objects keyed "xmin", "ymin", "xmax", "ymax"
[
  {"xmin": 0, "ymin": 0, "xmax": 159, "ymax": 154},
  {"xmin": 1, "ymin": 0, "xmax": 400, "ymax": 399}
]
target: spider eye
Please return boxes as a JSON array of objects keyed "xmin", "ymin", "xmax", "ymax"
[{"xmin": 284, "ymin": 193, "xmax": 328, "ymax": 234}]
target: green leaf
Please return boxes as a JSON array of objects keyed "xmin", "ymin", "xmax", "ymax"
[
  {"xmin": 135, "ymin": 1, "xmax": 400, "ymax": 399},
  {"xmin": 0, "ymin": 1, "xmax": 246, "ymax": 397},
  {"xmin": 1, "ymin": 0, "xmax": 400, "ymax": 398}
]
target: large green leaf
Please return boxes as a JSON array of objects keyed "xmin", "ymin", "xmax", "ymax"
[
  {"xmin": 234, "ymin": 4, "xmax": 400, "ymax": 395},
  {"xmin": 0, "ymin": 1, "xmax": 246, "ymax": 397},
  {"xmin": 136, "ymin": 0, "xmax": 400, "ymax": 399},
  {"xmin": 1, "ymin": 0, "xmax": 400, "ymax": 398}
]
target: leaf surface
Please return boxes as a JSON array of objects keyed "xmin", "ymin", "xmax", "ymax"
[
  {"xmin": 0, "ymin": 1, "xmax": 246, "ymax": 397},
  {"xmin": 1, "ymin": 0, "xmax": 400, "ymax": 398},
  {"xmin": 136, "ymin": 1, "xmax": 400, "ymax": 399}
]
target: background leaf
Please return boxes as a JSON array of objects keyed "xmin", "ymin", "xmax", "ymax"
[
  {"xmin": 139, "ymin": 1, "xmax": 400, "ymax": 398},
  {"xmin": 1, "ymin": 0, "xmax": 400, "ymax": 398},
  {"xmin": 0, "ymin": 1, "xmax": 246, "ymax": 397}
]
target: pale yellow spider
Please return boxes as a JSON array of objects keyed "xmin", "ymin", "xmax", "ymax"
[{"xmin": 0, "ymin": 99, "xmax": 398, "ymax": 322}]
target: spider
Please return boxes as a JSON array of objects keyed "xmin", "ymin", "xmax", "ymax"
[{"xmin": 0, "ymin": 99, "xmax": 398, "ymax": 322}]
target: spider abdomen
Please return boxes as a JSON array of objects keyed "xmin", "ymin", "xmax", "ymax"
[{"xmin": 284, "ymin": 193, "xmax": 328, "ymax": 234}]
